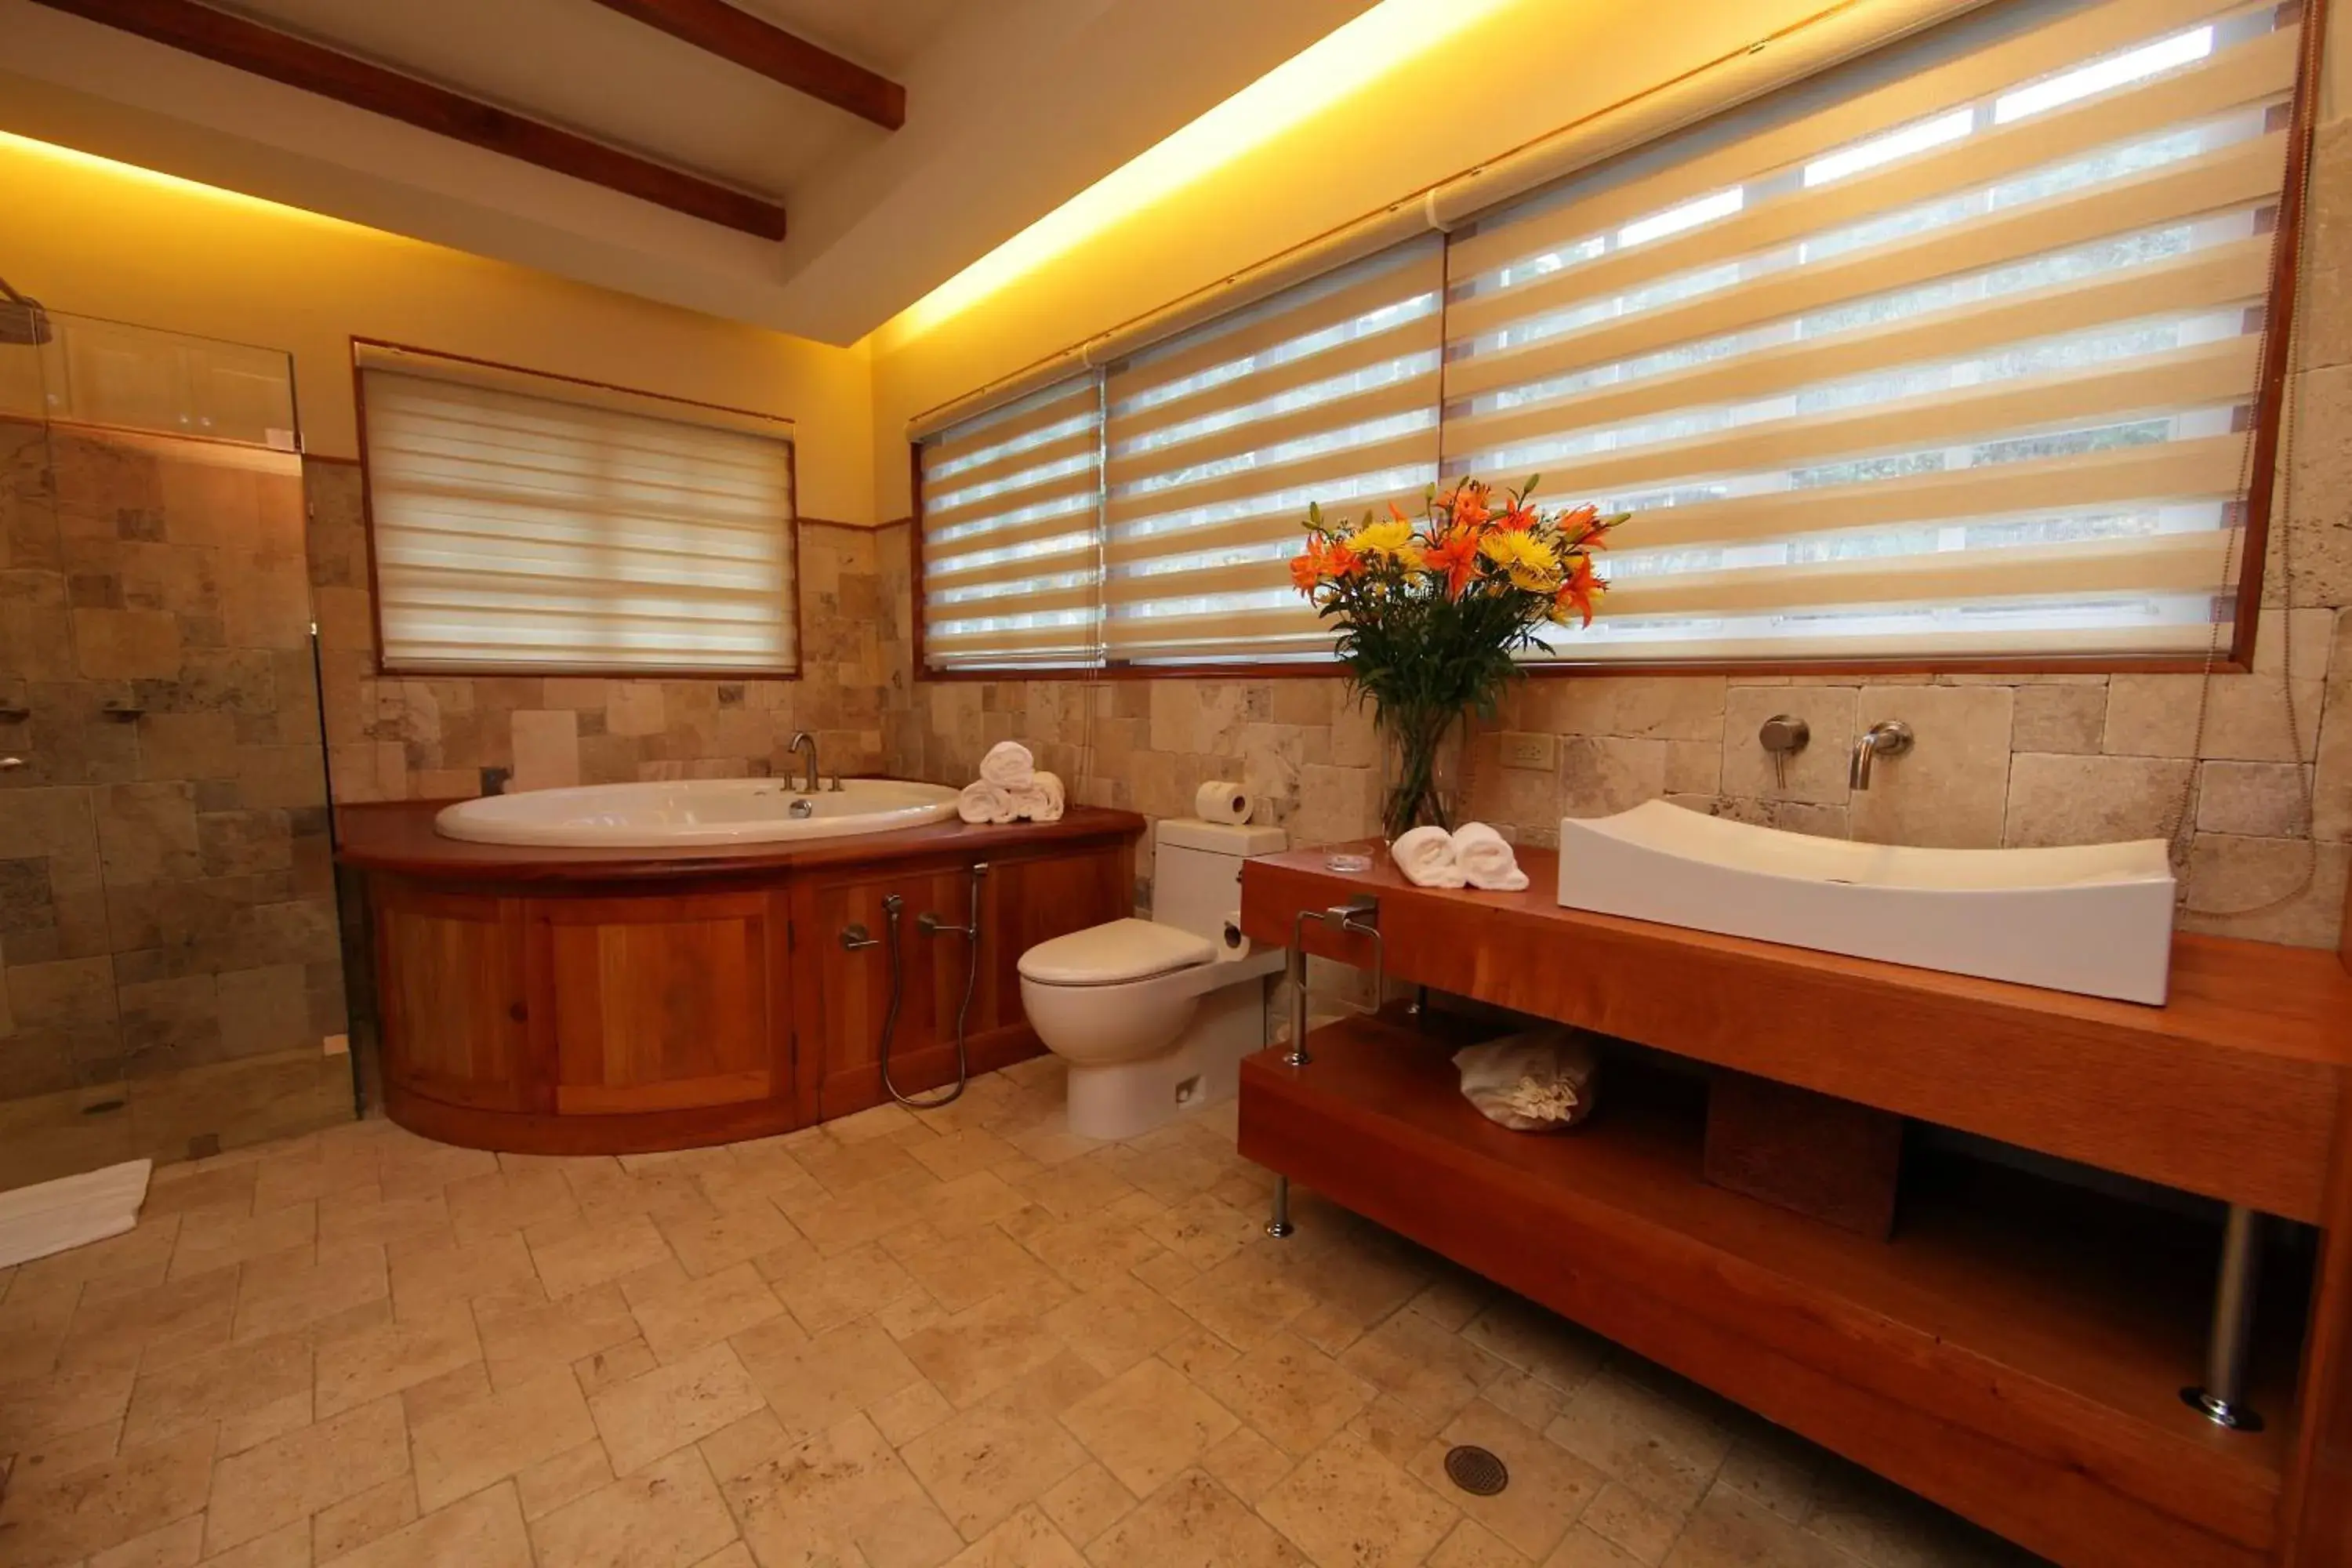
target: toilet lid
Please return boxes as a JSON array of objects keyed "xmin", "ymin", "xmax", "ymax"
[{"xmin": 1019, "ymin": 919, "xmax": 1217, "ymax": 986}]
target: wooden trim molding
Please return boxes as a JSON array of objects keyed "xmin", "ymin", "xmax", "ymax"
[
  {"xmin": 582, "ymin": 0, "xmax": 904, "ymax": 130},
  {"xmin": 27, "ymin": 0, "xmax": 790, "ymax": 238}
]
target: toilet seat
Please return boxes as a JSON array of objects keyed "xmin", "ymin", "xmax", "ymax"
[{"xmin": 1018, "ymin": 919, "xmax": 1214, "ymax": 986}]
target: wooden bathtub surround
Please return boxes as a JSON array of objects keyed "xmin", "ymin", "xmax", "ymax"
[
  {"xmin": 1236, "ymin": 845, "xmax": 2352, "ymax": 1568},
  {"xmin": 339, "ymin": 801, "xmax": 1142, "ymax": 1152}
]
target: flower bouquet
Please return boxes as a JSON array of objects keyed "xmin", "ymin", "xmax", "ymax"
[{"xmin": 1290, "ymin": 478, "xmax": 1624, "ymax": 841}]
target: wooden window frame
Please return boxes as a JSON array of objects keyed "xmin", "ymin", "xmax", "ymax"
[
  {"xmin": 351, "ymin": 337, "xmax": 805, "ymax": 681},
  {"xmin": 911, "ymin": 0, "xmax": 2325, "ymax": 684}
]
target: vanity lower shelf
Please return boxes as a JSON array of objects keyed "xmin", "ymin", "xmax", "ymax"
[{"xmin": 1239, "ymin": 1015, "xmax": 2297, "ymax": 1568}]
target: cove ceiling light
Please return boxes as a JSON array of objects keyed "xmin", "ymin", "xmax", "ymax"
[{"xmin": 885, "ymin": 0, "xmax": 1528, "ymax": 342}]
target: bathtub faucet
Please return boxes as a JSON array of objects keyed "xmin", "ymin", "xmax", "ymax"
[
  {"xmin": 787, "ymin": 731, "xmax": 821, "ymax": 793},
  {"xmin": 1849, "ymin": 720, "xmax": 1914, "ymax": 790}
]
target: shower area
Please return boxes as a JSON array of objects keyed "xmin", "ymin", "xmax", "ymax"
[{"xmin": 0, "ymin": 285, "xmax": 352, "ymax": 1190}]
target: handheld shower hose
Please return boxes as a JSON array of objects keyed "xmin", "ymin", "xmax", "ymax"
[{"xmin": 848, "ymin": 862, "xmax": 987, "ymax": 1111}]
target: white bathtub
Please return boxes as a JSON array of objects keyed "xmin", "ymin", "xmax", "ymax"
[{"xmin": 434, "ymin": 777, "xmax": 964, "ymax": 848}]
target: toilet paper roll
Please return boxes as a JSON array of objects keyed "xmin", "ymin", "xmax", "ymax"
[
  {"xmin": 1194, "ymin": 780, "xmax": 1251, "ymax": 826},
  {"xmin": 1216, "ymin": 912, "xmax": 1250, "ymax": 963}
]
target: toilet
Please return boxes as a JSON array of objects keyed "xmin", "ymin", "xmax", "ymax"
[{"xmin": 1018, "ymin": 818, "xmax": 1287, "ymax": 1140}]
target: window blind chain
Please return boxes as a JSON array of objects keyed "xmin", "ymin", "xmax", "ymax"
[{"xmin": 2169, "ymin": 1, "xmax": 2322, "ymax": 917}]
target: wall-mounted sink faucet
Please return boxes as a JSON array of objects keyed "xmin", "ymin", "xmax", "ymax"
[{"xmin": 1849, "ymin": 720, "xmax": 1914, "ymax": 790}]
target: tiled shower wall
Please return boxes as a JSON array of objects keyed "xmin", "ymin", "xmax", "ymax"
[
  {"xmin": 0, "ymin": 419, "xmax": 349, "ymax": 1178},
  {"xmin": 303, "ymin": 459, "xmax": 905, "ymax": 802}
]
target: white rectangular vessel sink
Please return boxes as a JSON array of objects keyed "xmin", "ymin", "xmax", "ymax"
[{"xmin": 1556, "ymin": 800, "xmax": 2177, "ymax": 1004}]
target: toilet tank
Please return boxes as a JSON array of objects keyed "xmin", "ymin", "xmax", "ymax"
[{"xmin": 1151, "ymin": 818, "xmax": 1287, "ymax": 938}]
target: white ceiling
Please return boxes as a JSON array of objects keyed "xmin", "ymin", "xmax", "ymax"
[{"xmin": 0, "ymin": 0, "xmax": 1378, "ymax": 343}]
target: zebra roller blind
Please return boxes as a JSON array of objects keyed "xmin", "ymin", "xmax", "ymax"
[
  {"xmin": 915, "ymin": 0, "xmax": 2306, "ymax": 672},
  {"xmin": 918, "ymin": 375, "xmax": 1105, "ymax": 670},
  {"xmin": 1101, "ymin": 238, "xmax": 1445, "ymax": 664},
  {"xmin": 362, "ymin": 365, "xmax": 796, "ymax": 674},
  {"xmin": 1444, "ymin": 0, "xmax": 2299, "ymax": 662}
]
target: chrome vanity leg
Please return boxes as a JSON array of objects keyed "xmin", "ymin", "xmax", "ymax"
[
  {"xmin": 1268, "ymin": 1174, "xmax": 1294, "ymax": 1240},
  {"xmin": 2182, "ymin": 1204, "xmax": 2265, "ymax": 1432}
]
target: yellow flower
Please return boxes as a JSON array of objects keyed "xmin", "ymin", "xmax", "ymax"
[
  {"xmin": 1347, "ymin": 517, "xmax": 1421, "ymax": 565},
  {"xmin": 1479, "ymin": 528, "xmax": 1559, "ymax": 590}
]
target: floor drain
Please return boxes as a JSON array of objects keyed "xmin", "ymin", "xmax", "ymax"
[{"xmin": 1443, "ymin": 1444, "xmax": 1509, "ymax": 1496}]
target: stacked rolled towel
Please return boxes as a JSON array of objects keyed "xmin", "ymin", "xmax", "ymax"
[
  {"xmin": 1390, "ymin": 825, "xmax": 1466, "ymax": 888},
  {"xmin": 1450, "ymin": 822, "xmax": 1530, "ymax": 891},
  {"xmin": 957, "ymin": 741, "xmax": 1066, "ymax": 825},
  {"xmin": 1388, "ymin": 821, "xmax": 1527, "ymax": 891}
]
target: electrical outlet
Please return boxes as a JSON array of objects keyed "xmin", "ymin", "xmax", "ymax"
[{"xmin": 1501, "ymin": 731, "xmax": 1557, "ymax": 771}]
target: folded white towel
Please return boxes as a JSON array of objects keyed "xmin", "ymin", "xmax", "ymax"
[
  {"xmin": 958, "ymin": 780, "xmax": 1015, "ymax": 825},
  {"xmin": 1450, "ymin": 822, "xmax": 1529, "ymax": 892},
  {"xmin": 1391, "ymin": 825, "xmax": 1465, "ymax": 888},
  {"xmin": 1007, "ymin": 770, "xmax": 1065, "ymax": 824},
  {"xmin": 978, "ymin": 740, "xmax": 1035, "ymax": 790}
]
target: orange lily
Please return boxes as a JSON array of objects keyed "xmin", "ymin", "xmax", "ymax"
[
  {"xmin": 1443, "ymin": 481, "xmax": 1491, "ymax": 532},
  {"xmin": 1422, "ymin": 526, "xmax": 1483, "ymax": 601},
  {"xmin": 1552, "ymin": 554, "xmax": 1603, "ymax": 627},
  {"xmin": 1289, "ymin": 541, "xmax": 1325, "ymax": 593},
  {"xmin": 1556, "ymin": 503, "xmax": 1607, "ymax": 550}
]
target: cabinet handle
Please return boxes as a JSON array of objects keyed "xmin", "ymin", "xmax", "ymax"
[{"xmin": 507, "ymin": 1002, "xmax": 528, "ymax": 1022}]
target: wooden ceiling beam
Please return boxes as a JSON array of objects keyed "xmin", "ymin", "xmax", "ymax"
[
  {"xmin": 27, "ymin": 0, "xmax": 789, "ymax": 239},
  {"xmin": 584, "ymin": 0, "xmax": 904, "ymax": 131}
]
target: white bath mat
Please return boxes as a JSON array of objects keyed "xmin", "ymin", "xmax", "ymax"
[{"xmin": 0, "ymin": 1159, "xmax": 152, "ymax": 1270}]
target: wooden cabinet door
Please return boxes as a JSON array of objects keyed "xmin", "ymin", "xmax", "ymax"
[
  {"xmin": 373, "ymin": 884, "xmax": 530, "ymax": 1112},
  {"xmin": 803, "ymin": 866, "xmax": 975, "ymax": 1119},
  {"xmin": 525, "ymin": 890, "xmax": 788, "ymax": 1116},
  {"xmin": 976, "ymin": 847, "xmax": 1131, "ymax": 1034}
]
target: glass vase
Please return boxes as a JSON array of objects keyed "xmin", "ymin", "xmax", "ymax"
[{"xmin": 1377, "ymin": 705, "xmax": 1465, "ymax": 843}]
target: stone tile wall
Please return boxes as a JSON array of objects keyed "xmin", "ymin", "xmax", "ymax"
[
  {"xmin": 878, "ymin": 567, "xmax": 2351, "ymax": 956},
  {"xmin": 0, "ymin": 420, "xmax": 349, "ymax": 1174},
  {"xmin": 303, "ymin": 459, "xmax": 905, "ymax": 803}
]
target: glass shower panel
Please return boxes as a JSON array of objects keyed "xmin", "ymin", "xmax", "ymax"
[{"xmin": 0, "ymin": 309, "xmax": 350, "ymax": 1192}]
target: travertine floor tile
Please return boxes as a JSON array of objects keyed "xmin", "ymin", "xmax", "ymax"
[
  {"xmin": 587, "ymin": 1339, "xmax": 764, "ymax": 1475},
  {"xmin": 712, "ymin": 1410, "xmax": 962, "ymax": 1568},
  {"xmin": 626, "ymin": 1261, "xmax": 786, "ymax": 1363},
  {"xmin": 312, "ymin": 1303, "xmax": 479, "ymax": 1417},
  {"xmin": 1088, "ymin": 1468, "xmax": 1312, "ymax": 1568},
  {"xmin": 1544, "ymin": 1374, "xmax": 1732, "ymax": 1518},
  {"xmin": 760, "ymin": 1241, "xmax": 920, "ymax": 1334},
  {"xmin": 204, "ymin": 1397, "xmax": 405, "ymax": 1554},
  {"xmin": 9, "ymin": 1064, "xmax": 2046, "ymax": 1568},
  {"xmin": 1061, "ymin": 1356, "xmax": 1239, "ymax": 1498},
  {"xmin": 1202, "ymin": 1332, "xmax": 1374, "ymax": 1457},
  {"xmin": 898, "ymin": 1383, "xmax": 1091, "ymax": 1539},
  {"xmin": 732, "ymin": 1314, "xmax": 925, "ymax": 1440},
  {"xmin": 320, "ymin": 1479, "xmax": 533, "ymax": 1568},
  {"xmin": 531, "ymin": 1446, "xmax": 739, "ymax": 1568},
  {"xmin": 0, "ymin": 1426, "xmax": 213, "ymax": 1568},
  {"xmin": 942, "ymin": 1503, "xmax": 1090, "ymax": 1566},
  {"xmin": 410, "ymin": 1365, "xmax": 596, "ymax": 1512},
  {"xmin": 1258, "ymin": 1429, "xmax": 1457, "ymax": 1568}
]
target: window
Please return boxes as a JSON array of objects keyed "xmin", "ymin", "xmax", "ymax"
[
  {"xmin": 918, "ymin": 375, "xmax": 1103, "ymax": 670},
  {"xmin": 358, "ymin": 347, "xmax": 797, "ymax": 674},
  {"xmin": 913, "ymin": 0, "xmax": 2307, "ymax": 673}
]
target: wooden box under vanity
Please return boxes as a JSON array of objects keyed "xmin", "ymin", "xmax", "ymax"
[
  {"xmin": 334, "ymin": 800, "xmax": 1145, "ymax": 1152},
  {"xmin": 1238, "ymin": 845, "xmax": 2352, "ymax": 1568}
]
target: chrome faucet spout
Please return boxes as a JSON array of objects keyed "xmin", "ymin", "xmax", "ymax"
[
  {"xmin": 1849, "ymin": 720, "xmax": 1915, "ymax": 790},
  {"xmin": 787, "ymin": 731, "xmax": 821, "ymax": 793}
]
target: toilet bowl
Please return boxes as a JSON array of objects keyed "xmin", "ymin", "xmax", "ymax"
[{"xmin": 1018, "ymin": 818, "xmax": 1287, "ymax": 1141}]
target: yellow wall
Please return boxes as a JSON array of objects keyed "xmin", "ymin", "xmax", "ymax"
[
  {"xmin": 0, "ymin": 132, "xmax": 876, "ymax": 523},
  {"xmin": 866, "ymin": 0, "xmax": 1871, "ymax": 519}
]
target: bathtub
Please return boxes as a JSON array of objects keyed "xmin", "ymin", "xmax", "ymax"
[{"xmin": 434, "ymin": 777, "xmax": 963, "ymax": 848}]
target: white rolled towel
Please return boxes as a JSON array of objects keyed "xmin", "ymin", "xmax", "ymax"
[
  {"xmin": 1450, "ymin": 822, "xmax": 1529, "ymax": 892},
  {"xmin": 957, "ymin": 780, "xmax": 1015, "ymax": 825},
  {"xmin": 978, "ymin": 740, "xmax": 1035, "ymax": 789},
  {"xmin": 1007, "ymin": 770, "xmax": 1065, "ymax": 823},
  {"xmin": 1391, "ymin": 825, "xmax": 1465, "ymax": 888}
]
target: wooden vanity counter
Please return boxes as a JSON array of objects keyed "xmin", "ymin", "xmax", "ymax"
[
  {"xmin": 1237, "ymin": 844, "xmax": 2352, "ymax": 1568},
  {"xmin": 337, "ymin": 801, "xmax": 1144, "ymax": 1152},
  {"xmin": 1241, "ymin": 843, "xmax": 2351, "ymax": 1222}
]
